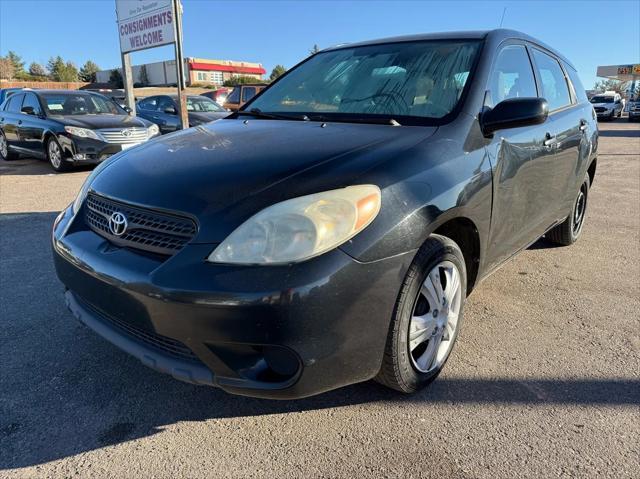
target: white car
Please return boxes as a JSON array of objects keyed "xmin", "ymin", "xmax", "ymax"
[{"xmin": 590, "ymin": 92, "xmax": 623, "ymax": 121}]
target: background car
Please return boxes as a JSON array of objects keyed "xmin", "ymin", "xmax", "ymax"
[
  {"xmin": 0, "ymin": 89, "xmax": 159, "ymax": 171},
  {"xmin": 136, "ymin": 94, "xmax": 229, "ymax": 134},
  {"xmin": 627, "ymin": 97, "xmax": 640, "ymax": 121},
  {"xmin": 0, "ymin": 87, "xmax": 24, "ymax": 105},
  {"xmin": 223, "ymin": 84, "xmax": 267, "ymax": 111},
  {"xmin": 200, "ymin": 87, "xmax": 231, "ymax": 106},
  {"xmin": 590, "ymin": 92, "xmax": 623, "ymax": 120}
]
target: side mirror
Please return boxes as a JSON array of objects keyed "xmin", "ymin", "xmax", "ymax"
[
  {"xmin": 123, "ymin": 106, "xmax": 133, "ymax": 114},
  {"xmin": 481, "ymin": 97, "xmax": 548, "ymax": 135},
  {"xmin": 164, "ymin": 107, "xmax": 177, "ymax": 115},
  {"xmin": 21, "ymin": 106, "xmax": 36, "ymax": 115}
]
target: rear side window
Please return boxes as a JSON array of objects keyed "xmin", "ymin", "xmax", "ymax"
[
  {"xmin": 564, "ymin": 64, "xmax": 588, "ymax": 103},
  {"xmin": 242, "ymin": 87, "xmax": 257, "ymax": 102},
  {"xmin": 531, "ymin": 49, "xmax": 572, "ymax": 111},
  {"xmin": 5, "ymin": 94, "xmax": 23, "ymax": 113},
  {"xmin": 139, "ymin": 97, "xmax": 159, "ymax": 111},
  {"xmin": 489, "ymin": 44, "xmax": 537, "ymax": 106}
]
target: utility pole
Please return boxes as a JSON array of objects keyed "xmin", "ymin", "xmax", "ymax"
[
  {"xmin": 121, "ymin": 52, "xmax": 136, "ymax": 115},
  {"xmin": 173, "ymin": 0, "xmax": 188, "ymax": 129}
]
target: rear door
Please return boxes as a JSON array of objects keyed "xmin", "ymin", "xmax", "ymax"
[
  {"xmin": 0, "ymin": 93, "xmax": 24, "ymax": 149},
  {"xmin": 484, "ymin": 43, "xmax": 557, "ymax": 269},
  {"xmin": 17, "ymin": 92, "xmax": 47, "ymax": 157},
  {"xmin": 529, "ymin": 47, "xmax": 583, "ymax": 221}
]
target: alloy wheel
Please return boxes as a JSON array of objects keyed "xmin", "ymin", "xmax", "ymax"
[
  {"xmin": 409, "ymin": 260, "xmax": 462, "ymax": 373},
  {"xmin": 49, "ymin": 140, "xmax": 62, "ymax": 169},
  {"xmin": 0, "ymin": 133, "xmax": 7, "ymax": 158}
]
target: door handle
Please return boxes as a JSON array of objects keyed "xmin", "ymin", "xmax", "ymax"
[
  {"xmin": 543, "ymin": 132, "xmax": 556, "ymax": 147},
  {"xmin": 17, "ymin": 120, "xmax": 22, "ymax": 125},
  {"xmin": 579, "ymin": 120, "xmax": 588, "ymax": 131}
]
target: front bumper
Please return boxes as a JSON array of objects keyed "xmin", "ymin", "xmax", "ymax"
[
  {"xmin": 58, "ymin": 135, "xmax": 152, "ymax": 164},
  {"xmin": 52, "ymin": 206, "xmax": 413, "ymax": 399}
]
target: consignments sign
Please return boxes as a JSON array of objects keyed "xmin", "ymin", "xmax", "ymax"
[{"xmin": 116, "ymin": 0, "xmax": 175, "ymax": 53}]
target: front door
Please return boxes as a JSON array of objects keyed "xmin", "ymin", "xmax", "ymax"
[
  {"xmin": 17, "ymin": 92, "xmax": 46, "ymax": 157},
  {"xmin": 483, "ymin": 43, "xmax": 560, "ymax": 270}
]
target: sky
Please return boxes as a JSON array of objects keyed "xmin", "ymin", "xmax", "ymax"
[{"xmin": 1, "ymin": 0, "xmax": 639, "ymax": 89}]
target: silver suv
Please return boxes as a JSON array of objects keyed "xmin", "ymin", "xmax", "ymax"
[{"xmin": 590, "ymin": 93, "xmax": 623, "ymax": 120}]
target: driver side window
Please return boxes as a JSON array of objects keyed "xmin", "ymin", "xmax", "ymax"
[{"xmin": 489, "ymin": 45, "xmax": 537, "ymax": 107}]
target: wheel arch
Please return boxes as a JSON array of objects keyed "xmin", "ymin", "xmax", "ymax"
[{"xmin": 587, "ymin": 157, "xmax": 597, "ymax": 186}]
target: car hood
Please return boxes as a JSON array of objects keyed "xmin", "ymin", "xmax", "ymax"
[
  {"xmin": 90, "ymin": 119, "xmax": 437, "ymax": 242},
  {"xmin": 591, "ymin": 102, "xmax": 614, "ymax": 108},
  {"xmin": 189, "ymin": 111, "xmax": 229, "ymax": 123},
  {"xmin": 52, "ymin": 114, "xmax": 151, "ymax": 129}
]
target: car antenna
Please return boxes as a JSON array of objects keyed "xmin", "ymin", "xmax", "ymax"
[{"xmin": 499, "ymin": 7, "xmax": 507, "ymax": 27}]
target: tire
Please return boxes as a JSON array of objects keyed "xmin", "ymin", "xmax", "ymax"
[
  {"xmin": 0, "ymin": 130, "xmax": 18, "ymax": 160},
  {"xmin": 376, "ymin": 234, "xmax": 467, "ymax": 393},
  {"xmin": 46, "ymin": 136, "xmax": 70, "ymax": 172},
  {"xmin": 546, "ymin": 173, "xmax": 590, "ymax": 246}
]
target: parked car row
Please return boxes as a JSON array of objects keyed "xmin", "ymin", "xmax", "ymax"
[{"xmin": 0, "ymin": 89, "xmax": 159, "ymax": 171}]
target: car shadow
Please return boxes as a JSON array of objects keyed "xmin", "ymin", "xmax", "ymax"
[
  {"xmin": 597, "ymin": 128, "xmax": 640, "ymax": 138},
  {"xmin": 1, "ymin": 212, "xmax": 639, "ymax": 469},
  {"xmin": 527, "ymin": 236, "xmax": 564, "ymax": 250},
  {"xmin": 0, "ymin": 157, "xmax": 95, "ymax": 176}
]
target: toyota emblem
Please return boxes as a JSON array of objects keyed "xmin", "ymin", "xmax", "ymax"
[
  {"xmin": 108, "ymin": 212, "xmax": 128, "ymax": 236},
  {"xmin": 121, "ymin": 129, "xmax": 133, "ymax": 137}
]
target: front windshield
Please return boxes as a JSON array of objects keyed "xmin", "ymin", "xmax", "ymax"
[
  {"xmin": 590, "ymin": 96, "xmax": 613, "ymax": 103},
  {"xmin": 41, "ymin": 93, "xmax": 125, "ymax": 115},
  {"xmin": 187, "ymin": 96, "xmax": 225, "ymax": 112},
  {"xmin": 248, "ymin": 40, "xmax": 481, "ymax": 123}
]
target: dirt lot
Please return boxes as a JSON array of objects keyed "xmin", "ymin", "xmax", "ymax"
[{"xmin": 1, "ymin": 120, "xmax": 638, "ymax": 478}]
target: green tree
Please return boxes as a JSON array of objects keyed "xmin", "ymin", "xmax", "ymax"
[
  {"xmin": 79, "ymin": 60, "xmax": 100, "ymax": 82},
  {"xmin": 223, "ymin": 75, "xmax": 258, "ymax": 87},
  {"xmin": 6, "ymin": 51, "xmax": 24, "ymax": 75},
  {"xmin": 109, "ymin": 69, "xmax": 124, "ymax": 88},
  {"xmin": 139, "ymin": 64, "xmax": 150, "ymax": 86},
  {"xmin": 47, "ymin": 56, "xmax": 65, "ymax": 81},
  {"xmin": 58, "ymin": 61, "xmax": 79, "ymax": 82},
  {"xmin": 309, "ymin": 44, "xmax": 320, "ymax": 55},
  {"xmin": 28, "ymin": 62, "xmax": 47, "ymax": 78},
  {"xmin": 269, "ymin": 64, "xmax": 286, "ymax": 81},
  {"xmin": 593, "ymin": 79, "xmax": 629, "ymax": 95}
]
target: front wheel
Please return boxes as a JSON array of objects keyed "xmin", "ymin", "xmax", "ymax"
[
  {"xmin": 546, "ymin": 173, "xmax": 590, "ymax": 246},
  {"xmin": 376, "ymin": 235, "xmax": 467, "ymax": 393},
  {"xmin": 47, "ymin": 136, "xmax": 70, "ymax": 172}
]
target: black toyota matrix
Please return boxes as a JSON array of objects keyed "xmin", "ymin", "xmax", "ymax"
[
  {"xmin": 52, "ymin": 30, "xmax": 598, "ymax": 399},
  {"xmin": 0, "ymin": 90, "xmax": 159, "ymax": 171}
]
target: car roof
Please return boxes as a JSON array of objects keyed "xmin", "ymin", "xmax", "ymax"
[
  {"xmin": 323, "ymin": 29, "xmax": 575, "ymax": 70},
  {"xmin": 32, "ymin": 89, "xmax": 97, "ymax": 96}
]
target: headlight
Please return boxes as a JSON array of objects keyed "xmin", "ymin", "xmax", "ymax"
[
  {"xmin": 207, "ymin": 185, "xmax": 381, "ymax": 265},
  {"xmin": 147, "ymin": 124, "xmax": 159, "ymax": 136},
  {"xmin": 71, "ymin": 158, "xmax": 113, "ymax": 214},
  {"xmin": 64, "ymin": 126, "xmax": 101, "ymax": 140}
]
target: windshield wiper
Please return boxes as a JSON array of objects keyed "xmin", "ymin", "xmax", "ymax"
[
  {"xmin": 236, "ymin": 109, "xmax": 309, "ymax": 121},
  {"xmin": 305, "ymin": 113, "xmax": 402, "ymax": 126}
]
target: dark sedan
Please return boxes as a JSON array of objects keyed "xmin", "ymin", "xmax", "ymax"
[
  {"xmin": 136, "ymin": 94, "xmax": 228, "ymax": 134},
  {"xmin": 53, "ymin": 29, "xmax": 597, "ymax": 398},
  {"xmin": 0, "ymin": 90, "xmax": 159, "ymax": 171}
]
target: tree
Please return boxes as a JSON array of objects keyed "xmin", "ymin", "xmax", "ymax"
[
  {"xmin": 593, "ymin": 79, "xmax": 629, "ymax": 95},
  {"xmin": 58, "ymin": 61, "xmax": 79, "ymax": 82},
  {"xmin": 269, "ymin": 64, "xmax": 286, "ymax": 81},
  {"xmin": 28, "ymin": 62, "xmax": 47, "ymax": 78},
  {"xmin": 309, "ymin": 44, "xmax": 320, "ymax": 55},
  {"xmin": 139, "ymin": 64, "xmax": 150, "ymax": 86},
  {"xmin": 79, "ymin": 60, "xmax": 100, "ymax": 83},
  {"xmin": 0, "ymin": 57, "xmax": 14, "ymax": 80},
  {"xmin": 109, "ymin": 69, "xmax": 124, "ymax": 88},
  {"xmin": 223, "ymin": 75, "xmax": 258, "ymax": 87},
  {"xmin": 6, "ymin": 51, "xmax": 24, "ymax": 75},
  {"xmin": 47, "ymin": 56, "xmax": 65, "ymax": 81}
]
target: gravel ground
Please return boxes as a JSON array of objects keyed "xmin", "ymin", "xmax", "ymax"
[{"xmin": 1, "ymin": 120, "xmax": 638, "ymax": 478}]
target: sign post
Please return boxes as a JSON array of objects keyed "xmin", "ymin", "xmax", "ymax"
[{"xmin": 115, "ymin": 0, "xmax": 188, "ymax": 128}]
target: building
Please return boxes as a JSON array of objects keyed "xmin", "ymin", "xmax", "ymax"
[{"xmin": 96, "ymin": 57, "xmax": 266, "ymax": 87}]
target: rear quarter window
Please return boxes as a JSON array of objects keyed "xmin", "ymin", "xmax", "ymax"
[{"xmin": 563, "ymin": 64, "xmax": 588, "ymax": 104}]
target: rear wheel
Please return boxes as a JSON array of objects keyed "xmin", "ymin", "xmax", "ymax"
[
  {"xmin": 546, "ymin": 173, "xmax": 590, "ymax": 246},
  {"xmin": 47, "ymin": 136, "xmax": 70, "ymax": 172},
  {"xmin": 376, "ymin": 235, "xmax": 466, "ymax": 393},
  {"xmin": 0, "ymin": 130, "xmax": 18, "ymax": 160}
]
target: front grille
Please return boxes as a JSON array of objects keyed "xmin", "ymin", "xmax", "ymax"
[
  {"xmin": 84, "ymin": 193, "xmax": 197, "ymax": 256},
  {"xmin": 79, "ymin": 295, "xmax": 201, "ymax": 362},
  {"xmin": 594, "ymin": 107, "xmax": 606, "ymax": 113},
  {"xmin": 99, "ymin": 127, "xmax": 149, "ymax": 144}
]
